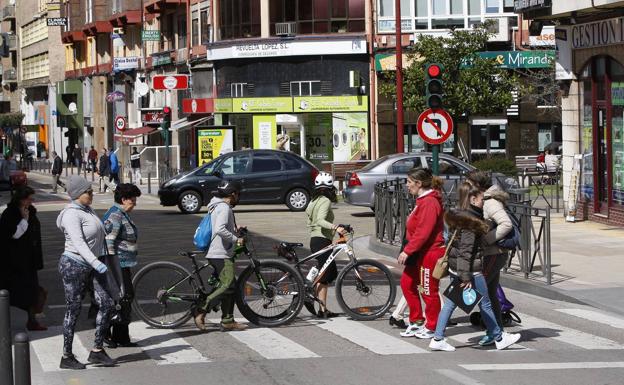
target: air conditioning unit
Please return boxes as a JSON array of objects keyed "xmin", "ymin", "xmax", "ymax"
[{"xmin": 275, "ymin": 22, "xmax": 296, "ymax": 37}]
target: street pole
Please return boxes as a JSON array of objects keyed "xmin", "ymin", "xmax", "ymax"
[
  {"xmin": 432, "ymin": 144, "xmax": 439, "ymax": 176},
  {"xmin": 0, "ymin": 290, "xmax": 13, "ymax": 385},
  {"xmin": 395, "ymin": 0, "xmax": 404, "ymax": 154}
]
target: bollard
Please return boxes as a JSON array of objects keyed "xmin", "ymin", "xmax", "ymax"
[
  {"xmin": 91, "ymin": 170, "xmax": 95, "ymax": 182},
  {"xmin": 13, "ymin": 333, "xmax": 31, "ymax": 385},
  {"xmin": 0, "ymin": 290, "xmax": 13, "ymax": 385},
  {"xmin": 147, "ymin": 172, "xmax": 151, "ymax": 194},
  {"xmin": 70, "ymin": 166, "xmax": 74, "ymax": 175},
  {"xmin": 83, "ymin": 168, "xmax": 86, "ymax": 178},
  {"xmin": 65, "ymin": 166, "xmax": 68, "ymax": 177}
]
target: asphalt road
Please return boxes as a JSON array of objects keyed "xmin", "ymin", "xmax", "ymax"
[{"xmin": 10, "ymin": 176, "xmax": 624, "ymax": 385}]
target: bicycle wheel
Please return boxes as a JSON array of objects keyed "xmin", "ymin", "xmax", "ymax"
[
  {"xmin": 335, "ymin": 259, "xmax": 397, "ymax": 321},
  {"xmin": 236, "ymin": 260, "xmax": 304, "ymax": 327},
  {"xmin": 132, "ymin": 261, "xmax": 198, "ymax": 328}
]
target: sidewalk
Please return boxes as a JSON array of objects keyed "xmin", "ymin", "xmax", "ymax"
[{"xmin": 364, "ymin": 215, "xmax": 624, "ymax": 317}]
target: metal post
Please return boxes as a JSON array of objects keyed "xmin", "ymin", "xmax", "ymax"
[
  {"xmin": 91, "ymin": 170, "xmax": 94, "ymax": 182},
  {"xmin": 147, "ymin": 172, "xmax": 151, "ymax": 194},
  {"xmin": 395, "ymin": 0, "xmax": 404, "ymax": 154},
  {"xmin": 65, "ymin": 166, "xmax": 68, "ymax": 177},
  {"xmin": 0, "ymin": 290, "xmax": 13, "ymax": 385},
  {"xmin": 13, "ymin": 333, "xmax": 31, "ymax": 385},
  {"xmin": 432, "ymin": 144, "xmax": 440, "ymax": 175},
  {"xmin": 545, "ymin": 207, "xmax": 552, "ymax": 284}
]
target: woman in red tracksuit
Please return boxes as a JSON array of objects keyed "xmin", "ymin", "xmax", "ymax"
[{"xmin": 397, "ymin": 168, "xmax": 445, "ymax": 339}]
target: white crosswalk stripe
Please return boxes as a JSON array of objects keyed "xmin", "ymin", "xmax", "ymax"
[
  {"xmin": 312, "ymin": 317, "xmax": 429, "ymax": 355},
  {"xmin": 517, "ymin": 313, "xmax": 624, "ymax": 350},
  {"xmin": 555, "ymin": 308, "xmax": 624, "ymax": 330},
  {"xmin": 128, "ymin": 322, "xmax": 210, "ymax": 365},
  {"xmin": 226, "ymin": 327, "xmax": 320, "ymax": 359},
  {"xmin": 446, "ymin": 324, "xmax": 531, "ymax": 352},
  {"xmin": 30, "ymin": 326, "xmax": 92, "ymax": 372}
]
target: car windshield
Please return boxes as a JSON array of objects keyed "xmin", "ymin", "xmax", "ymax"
[
  {"xmin": 360, "ymin": 155, "xmax": 390, "ymax": 171},
  {"xmin": 196, "ymin": 160, "xmax": 218, "ymax": 175}
]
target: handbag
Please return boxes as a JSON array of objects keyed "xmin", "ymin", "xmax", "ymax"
[{"xmin": 432, "ymin": 230, "xmax": 458, "ymax": 280}]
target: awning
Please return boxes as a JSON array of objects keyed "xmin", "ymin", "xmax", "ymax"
[
  {"xmin": 169, "ymin": 116, "xmax": 211, "ymax": 131},
  {"xmin": 114, "ymin": 126, "xmax": 157, "ymax": 142}
]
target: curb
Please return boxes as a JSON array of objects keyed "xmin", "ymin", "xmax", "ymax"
[{"xmin": 366, "ymin": 235, "xmax": 592, "ymax": 308}]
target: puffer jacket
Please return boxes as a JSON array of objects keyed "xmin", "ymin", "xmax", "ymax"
[
  {"xmin": 444, "ymin": 207, "xmax": 489, "ymax": 283},
  {"xmin": 482, "ymin": 185, "xmax": 513, "ymax": 256}
]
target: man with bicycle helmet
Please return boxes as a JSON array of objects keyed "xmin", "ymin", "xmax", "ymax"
[
  {"xmin": 194, "ymin": 180, "xmax": 248, "ymax": 331},
  {"xmin": 306, "ymin": 172, "xmax": 346, "ymax": 318}
]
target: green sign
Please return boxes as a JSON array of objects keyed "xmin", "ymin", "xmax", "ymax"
[
  {"xmin": 232, "ymin": 97, "xmax": 293, "ymax": 113},
  {"xmin": 152, "ymin": 54, "xmax": 172, "ymax": 66},
  {"xmin": 612, "ymin": 82, "xmax": 624, "ymax": 106},
  {"xmin": 142, "ymin": 30, "xmax": 161, "ymax": 41},
  {"xmin": 293, "ymin": 96, "xmax": 368, "ymax": 112},
  {"xmin": 462, "ymin": 50, "xmax": 555, "ymax": 69}
]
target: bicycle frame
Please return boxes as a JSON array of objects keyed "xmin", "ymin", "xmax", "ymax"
[{"xmin": 291, "ymin": 236, "xmax": 357, "ymax": 286}]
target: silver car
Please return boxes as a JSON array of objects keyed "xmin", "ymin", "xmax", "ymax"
[{"xmin": 343, "ymin": 152, "xmax": 475, "ymax": 209}]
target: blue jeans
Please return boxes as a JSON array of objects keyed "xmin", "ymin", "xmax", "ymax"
[{"xmin": 434, "ymin": 273, "xmax": 501, "ymax": 340}]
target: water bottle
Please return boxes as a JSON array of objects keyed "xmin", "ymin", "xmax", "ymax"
[{"xmin": 306, "ymin": 267, "xmax": 319, "ymax": 282}]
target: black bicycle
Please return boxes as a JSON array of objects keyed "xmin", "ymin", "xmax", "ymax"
[
  {"xmin": 237, "ymin": 225, "xmax": 397, "ymax": 324},
  {"xmin": 132, "ymin": 229, "xmax": 304, "ymax": 328}
]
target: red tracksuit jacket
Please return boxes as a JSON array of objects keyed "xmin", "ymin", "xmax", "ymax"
[{"xmin": 403, "ymin": 189, "xmax": 445, "ymax": 262}]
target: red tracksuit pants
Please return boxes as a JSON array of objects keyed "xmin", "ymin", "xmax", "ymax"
[{"xmin": 400, "ymin": 247, "xmax": 444, "ymax": 331}]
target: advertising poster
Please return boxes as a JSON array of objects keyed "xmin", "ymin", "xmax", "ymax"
[
  {"xmin": 581, "ymin": 104, "xmax": 594, "ymax": 198},
  {"xmin": 331, "ymin": 113, "xmax": 369, "ymax": 162},
  {"xmin": 302, "ymin": 114, "xmax": 332, "ymax": 167},
  {"xmin": 612, "ymin": 107, "xmax": 624, "ymax": 204},
  {"xmin": 196, "ymin": 127, "xmax": 234, "ymax": 166},
  {"xmin": 252, "ymin": 115, "xmax": 277, "ymax": 149}
]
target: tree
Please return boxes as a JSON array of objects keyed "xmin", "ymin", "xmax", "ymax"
[{"xmin": 379, "ymin": 23, "xmax": 521, "ymax": 119}]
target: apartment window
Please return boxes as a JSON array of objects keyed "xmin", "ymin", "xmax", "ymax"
[
  {"xmin": 22, "ymin": 53, "xmax": 50, "ymax": 80},
  {"xmin": 21, "ymin": 18, "xmax": 48, "ymax": 48},
  {"xmin": 379, "ymin": 0, "xmax": 393, "ymax": 16},
  {"xmin": 415, "ymin": 0, "xmax": 427, "ymax": 17},
  {"xmin": 270, "ymin": 0, "xmax": 365, "ymax": 35},
  {"xmin": 201, "ymin": 9, "xmax": 210, "ymax": 44},
  {"xmin": 177, "ymin": 15, "xmax": 187, "ymax": 49},
  {"xmin": 290, "ymin": 81, "xmax": 321, "ymax": 96},
  {"xmin": 220, "ymin": 0, "xmax": 261, "ymax": 39},
  {"xmin": 192, "ymin": 11, "xmax": 199, "ymax": 46},
  {"xmin": 432, "ymin": 0, "xmax": 446, "ymax": 15},
  {"xmin": 486, "ymin": 0, "xmax": 500, "ymax": 13},
  {"xmin": 470, "ymin": 124, "xmax": 506, "ymax": 152},
  {"xmin": 468, "ymin": 0, "xmax": 480, "ymax": 14},
  {"xmin": 231, "ymin": 83, "xmax": 248, "ymax": 97}
]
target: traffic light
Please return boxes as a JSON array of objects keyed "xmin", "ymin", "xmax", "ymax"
[
  {"xmin": 425, "ymin": 63, "xmax": 444, "ymax": 109},
  {"xmin": 160, "ymin": 106, "xmax": 172, "ymax": 143}
]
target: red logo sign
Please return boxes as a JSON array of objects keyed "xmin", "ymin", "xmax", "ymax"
[
  {"xmin": 416, "ymin": 109, "xmax": 453, "ymax": 145},
  {"xmin": 143, "ymin": 112, "xmax": 164, "ymax": 124},
  {"xmin": 182, "ymin": 98, "xmax": 214, "ymax": 114},
  {"xmin": 152, "ymin": 75, "xmax": 189, "ymax": 90}
]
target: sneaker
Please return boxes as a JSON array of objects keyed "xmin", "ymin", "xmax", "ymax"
[
  {"xmin": 389, "ymin": 316, "xmax": 407, "ymax": 329},
  {"xmin": 495, "ymin": 332, "xmax": 521, "ymax": 350},
  {"xmin": 317, "ymin": 309, "xmax": 339, "ymax": 319},
  {"xmin": 193, "ymin": 312, "xmax": 207, "ymax": 330},
  {"xmin": 400, "ymin": 322, "xmax": 424, "ymax": 337},
  {"xmin": 59, "ymin": 354, "xmax": 86, "ymax": 370},
  {"xmin": 220, "ymin": 321, "xmax": 248, "ymax": 332},
  {"xmin": 429, "ymin": 338, "xmax": 456, "ymax": 352},
  {"xmin": 414, "ymin": 328, "xmax": 435, "ymax": 339},
  {"xmin": 87, "ymin": 349, "xmax": 116, "ymax": 367},
  {"xmin": 478, "ymin": 334, "xmax": 496, "ymax": 346}
]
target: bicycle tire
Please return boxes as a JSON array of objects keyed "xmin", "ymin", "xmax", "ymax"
[
  {"xmin": 335, "ymin": 259, "xmax": 397, "ymax": 321},
  {"xmin": 236, "ymin": 260, "xmax": 305, "ymax": 327},
  {"xmin": 132, "ymin": 261, "xmax": 197, "ymax": 329}
]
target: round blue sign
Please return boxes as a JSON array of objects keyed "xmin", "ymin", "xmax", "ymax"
[{"xmin": 462, "ymin": 288, "xmax": 478, "ymax": 305}]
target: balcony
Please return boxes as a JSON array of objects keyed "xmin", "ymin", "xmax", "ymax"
[
  {"xmin": 7, "ymin": 34, "xmax": 16, "ymax": 51},
  {"xmin": 1, "ymin": 5, "xmax": 15, "ymax": 20},
  {"xmin": 144, "ymin": 0, "xmax": 186, "ymax": 14},
  {"xmin": 275, "ymin": 22, "xmax": 297, "ymax": 37},
  {"xmin": 3, "ymin": 68, "xmax": 17, "ymax": 83}
]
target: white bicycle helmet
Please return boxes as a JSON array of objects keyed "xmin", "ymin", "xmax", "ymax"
[{"xmin": 314, "ymin": 172, "xmax": 334, "ymax": 189}]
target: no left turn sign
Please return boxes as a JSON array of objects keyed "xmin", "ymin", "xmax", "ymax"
[
  {"xmin": 416, "ymin": 108, "xmax": 454, "ymax": 145},
  {"xmin": 115, "ymin": 116, "xmax": 127, "ymax": 132}
]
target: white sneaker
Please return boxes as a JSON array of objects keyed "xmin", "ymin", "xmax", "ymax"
[
  {"xmin": 495, "ymin": 332, "xmax": 521, "ymax": 350},
  {"xmin": 400, "ymin": 323, "xmax": 424, "ymax": 337},
  {"xmin": 429, "ymin": 338, "xmax": 456, "ymax": 352},
  {"xmin": 414, "ymin": 328, "xmax": 435, "ymax": 339}
]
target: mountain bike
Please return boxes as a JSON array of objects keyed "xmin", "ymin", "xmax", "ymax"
[
  {"xmin": 132, "ymin": 229, "xmax": 304, "ymax": 328},
  {"xmin": 237, "ymin": 225, "xmax": 397, "ymax": 325}
]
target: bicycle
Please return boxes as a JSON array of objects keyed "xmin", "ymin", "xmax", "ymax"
[
  {"xmin": 237, "ymin": 225, "xmax": 397, "ymax": 324},
  {"xmin": 132, "ymin": 229, "xmax": 304, "ymax": 329}
]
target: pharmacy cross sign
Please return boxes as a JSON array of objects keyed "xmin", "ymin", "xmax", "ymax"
[{"xmin": 416, "ymin": 108, "xmax": 454, "ymax": 145}]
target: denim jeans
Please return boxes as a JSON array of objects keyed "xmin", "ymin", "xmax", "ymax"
[{"xmin": 434, "ymin": 273, "xmax": 502, "ymax": 340}]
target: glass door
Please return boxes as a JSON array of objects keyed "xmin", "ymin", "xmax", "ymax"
[{"xmin": 596, "ymin": 107, "xmax": 609, "ymax": 213}]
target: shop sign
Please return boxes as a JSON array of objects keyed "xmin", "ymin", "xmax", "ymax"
[
  {"xmin": 571, "ymin": 17, "xmax": 624, "ymax": 49},
  {"xmin": 374, "ymin": 54, "xmax": 415, "ymax": 71},
  {"xmin": 294, "ymin": 96, "xmax": 368, "ymax": 112},
  {"xmin": 197, "ymin": 127, "xmax": 234, "ymax": 165},
  {"xmin": 152, "ymin": 54, "xmax": 172, "ymax": 66},
  {"xmin": 143, "ymin": 111, "xmax": 164, "ymax": 124},
  {"xmin": 514, "ymin": 0, "xmax": 550, "ymax": 12},
  {"xmin": 152, "ymin": 75, "xmax": 189, "ymax": 90},
  {"xmin": 46, "ymin": 17, "xmax": 67, "ymax": 26},
  {"xmin": 142, "ymin": 30, "xmax": 161, "ymax": 41},
  {"xmin": 377, "ymin": 19, "xmax": 413, "ymax": 33},
  {"xmin": 461, "ymin": 50, "xmax": 555, "ymax": 69},
  {"xmin": 232, "ymin": 97, "xmax": 293, "ymax": 113},
  {"xmin": 182, "ymin": 98, "xmax": 214, "ymax": 114},
  {"xmin": 208, "ymin": 38, "xmax": 366, "ymax": 61},
  {"xmin": 529, "ymin": 26, "xmax": 555, "ymax": 47},
  {"xmin": 113, "ymin": 57, "xmax": 140, "ymax": 71},
  {"xmin": 214, "ymin": 98, "xmax": 232, "ymax": 113}
]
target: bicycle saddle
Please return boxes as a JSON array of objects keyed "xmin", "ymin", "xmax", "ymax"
[{"xmin": 179, "ymin": 250, "xmax": 206, "ymax": 258}]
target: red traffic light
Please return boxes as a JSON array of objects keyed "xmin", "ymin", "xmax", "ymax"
[
  {"xmin": 163, "ymin": 106, "xmax": 171, "ymax": 114},
  {"xmin": 427, "ymin": 64, "xmax": 441, "ymax": 78}
]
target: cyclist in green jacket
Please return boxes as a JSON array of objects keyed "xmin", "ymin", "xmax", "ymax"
[{"xmin": 305, "ymin": 172, "xmax": 346, "ymax": 318}]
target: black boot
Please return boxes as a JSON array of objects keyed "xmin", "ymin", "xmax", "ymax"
[{"xmin": 389, "ymin": 316, "xmax": 407, "ymax": 328}]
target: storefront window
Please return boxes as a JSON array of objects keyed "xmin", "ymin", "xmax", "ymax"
[
  {"xmin": 611, "ymin": 61, "xmax": 624, "ymax": 205},
  {"xmin": 470, "ymin": 124, "xmax": 506, "ymax": 154},
  {"xmin": 581, "ymin": 79, "xmax": 594, "ymax": 199}
]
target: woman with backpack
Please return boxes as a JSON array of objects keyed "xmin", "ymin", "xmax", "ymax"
[
  {"xmin": 429, "ymin": 182, "xmax": 520, "ymax": 352},
  {"xmin": 467, "ymin": 171, "xmax": 513, "ymax": 346}
]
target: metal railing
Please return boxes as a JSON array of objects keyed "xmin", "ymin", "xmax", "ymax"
[{"xmin": 374, "ymin": 177, "xmax": 552, "ymax": 284}]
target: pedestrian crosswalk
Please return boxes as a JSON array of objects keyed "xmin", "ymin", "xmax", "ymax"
[{"xmin": 26, "ymin": 307, "xmax": 624, "ymax": 372}]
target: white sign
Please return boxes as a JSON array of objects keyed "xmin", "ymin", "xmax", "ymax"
[
  {"xmin": 113, "ymin": 57, "xmax": 140, "ymax": 71},
  {"xmin": 416, "ymin": 109, "xmax": 454, "ymax": 145},
  {"xmin": 529, "ymin": 26, "xmax": 555, "ymax": 47},
  {"xmin": 555, "ymin": 27, "xmax": 575, "ymax": 80},
  {"xmin": 258, "ymin": 122, "xmax": 273, "ymax": 149},
  {"xmin": 207, "ymin": 39, "xmax": 367, "ymax": 61},
  {"xmin": 163, "ymin": 76, "xmax": 178, "ymax": 89},
  {"xmin": 571, "ymin": 16, "xmax": 624, "ymax": 49}
]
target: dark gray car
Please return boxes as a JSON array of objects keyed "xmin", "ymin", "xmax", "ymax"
[{"xmin": 343, "ymin": 152, "xmax": 475, "ymax": 209}]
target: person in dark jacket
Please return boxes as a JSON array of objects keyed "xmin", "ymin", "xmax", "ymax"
[
  {"xmin": 73, "ymin": 144, "xmax": 83, "ymax": 173},
  {"xmin": 429, "ymin": 183, "xmax": 521, "ymax": 352},
  {"xmin": 51, "ymin": 151, "xmax": 65, "ymax": 193},
  {"xmin": 98, "ymin": 149, "xmax": 111, "ymax": 192},
  {"xmin": 0, "ymin": 185, "xmax": 47, "ymax": 331},
  {"xmin": 88, "ymin": 146, "xmax": 98, "ymax": 172},
  {"xmin": 130, "ymin": 147, "xmax": 141, "ymax": 184},
  {"xmin": 66, "ymin": 145, "xmax": 73, "ymax": 166}
]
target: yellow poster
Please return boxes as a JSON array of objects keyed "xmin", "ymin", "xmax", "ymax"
[{"xmin": 197, "ymin": 128, "xmax": 234, "ymax": 165}]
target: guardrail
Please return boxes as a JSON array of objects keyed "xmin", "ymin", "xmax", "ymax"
[{"xmin": 374, "ymin": 177, "xmax": 552, "ymax": 284}]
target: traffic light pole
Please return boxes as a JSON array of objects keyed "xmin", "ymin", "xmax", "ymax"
[
  {"xmin": 432, "ymin": 144, "xmax": 439, "ymax": 176},
  {"xmin": 395, "ymin": 0, "xmax": 404, "ymax": 154}
]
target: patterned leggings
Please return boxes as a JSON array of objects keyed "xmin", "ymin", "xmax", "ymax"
[{"xmin": 59, "ymin": 255, "xmax": 114, "ymax": 354}]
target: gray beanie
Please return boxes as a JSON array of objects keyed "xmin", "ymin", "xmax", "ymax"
[{"xmin": 67, "ymin": 176, "xmax": 92, "ymax": 200}]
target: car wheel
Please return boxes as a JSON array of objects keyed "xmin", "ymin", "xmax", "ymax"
[
  {"xmin": 285, "ymin": 188, "xmax": 309, "ymax": 211},
  {"xmin": 178, "ymin": 190, "xmax": 202, "ymax": 214}
]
